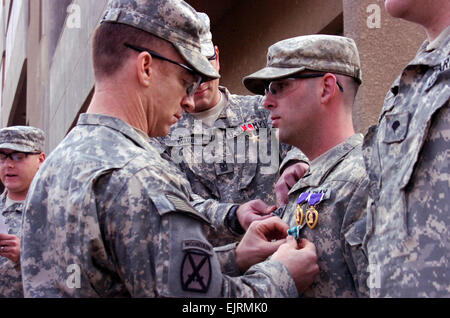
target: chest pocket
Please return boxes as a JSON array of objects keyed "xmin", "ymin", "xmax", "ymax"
[{"xmin": 382, "ymin": 112, "xmax": 410, "ymax": 144}]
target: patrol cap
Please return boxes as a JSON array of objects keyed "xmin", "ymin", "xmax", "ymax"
[
  {"xmin": 197, "ymin": 12, "xmax": 215, "ymax": 58},
  {"xmin": 101, "ymin": 0, "xmax": 220, "ymax": 81},
  {"xmin": 0, "ymin": 126, "xmax": 45, "ymax": 153},
  {"xmin": 243, "ymin": 35, "xmax": 362, "ymax": 95}
]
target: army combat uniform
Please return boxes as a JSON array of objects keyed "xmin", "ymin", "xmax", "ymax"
[
  {"xmin": 0, "ymin": 125, "xmax": 45, "ymax": 298},
  {"xmin": 280, "ymin": 134, "xmax": 369, "ymax": 297},
  {"xmin": 363, "ymin": 27, "xmax": 450, "ymax": 297},
  {"xmin": 21, "ymin": 114, "xmax": 298, "ymax": 298},
  {"xmin": 0, "ymin": 192, "xmax": 23, "ymax": 298},
  {"xmin": 160, "ymin": 86, "xmax": 304, "ymax": 205},
  {"xmin": 243, "ymin": 34, "xmax": 370, "ymax": 298}
]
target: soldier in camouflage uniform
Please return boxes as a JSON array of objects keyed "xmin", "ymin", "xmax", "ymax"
[
  {"xmin": 244, "ymin": 35, "xmax": 370, "ymax": 297},
  {"xmin": 0, "ymin": 126, "xmax": 45, "ymax": 297},
  {"xmin": 362, "ymin": 0, "xmax": 450, "ymax": 297},
  {"xmin": 158, "ymin": 13, "xmax": 309, "ymax": 244},
  {"xmin": 20, "ymin": 0, "xmax": 319, "ymax": 297}
]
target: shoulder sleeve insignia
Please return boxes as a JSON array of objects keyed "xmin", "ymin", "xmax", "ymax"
[{"xmin": 181, "ymin": 250, "xmax": 211, "ymax": 293}]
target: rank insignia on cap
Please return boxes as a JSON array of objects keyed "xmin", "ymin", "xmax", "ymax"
[{"xmin": 181, "ymin": 250, "xmax": 211, "ymax": 293}]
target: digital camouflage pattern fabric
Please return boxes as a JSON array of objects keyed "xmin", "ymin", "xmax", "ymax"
[
  {"xmin": 0, "ymin": 126, "xmax": 45, "ymax": 153},
  {"xmin": 280, "ymin": 134, "xmax": 369, "ymax": 297},
  {"xmin": 363, "ymin": 30, "xmax": 450, "ymax": 297},
  {"xmin": 101, "ymin": 0, "xmax": 219, "ymax": 81},
  {"xmin": 0, "ymin": 192, "xmax": 24, "ymax": 298},
  {"xmin": 160, "ymin": 87, "xmax": 292, "ymax": 206},
  {"xmin": 244, "ymin": 35, "xmax": 362, "ymax": 95},
  {"xmin": 20, "ymin": 114, "xmax": 298, "ymax": 298}
]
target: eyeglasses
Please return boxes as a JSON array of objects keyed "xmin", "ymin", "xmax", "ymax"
[
  {"xmin": 207, "ymin": 51, "xmax": 217, "ymax": 61},
  {"xmin": 0, "ymin": 151, "xmax": 41, "ymax": 163},
  {"xmin": 124, "ymin": 43, "xmax": 202, "ymax": 97},
  {"xmin": 264, "ymin": 73, "xmax": 344, "ymax": 97}
]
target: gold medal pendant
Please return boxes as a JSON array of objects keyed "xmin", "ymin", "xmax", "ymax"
[
  {"xmin": 295, "ymin": 204, "xmax": 304, "ymax": 226},
  {"xmin": 306, "ymin": 206, "xmax": 319, "ymax": 229}
]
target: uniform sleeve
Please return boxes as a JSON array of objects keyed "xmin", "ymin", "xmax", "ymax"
[
  {"xmin": 104, "ymin": 169, "xmax": 298, "ymax": 298},
  {"xmin": 190, "ymin": 193, "xmax": 241, "ymax": 246},
  {"xmin": 342, "ymin": 177, "xmax": 370, "ymax": 298}
]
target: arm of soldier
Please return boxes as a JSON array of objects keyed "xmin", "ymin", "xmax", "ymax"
[
  {"xmin": 342, "ymin": 177, "xmax": 371, "ymax": 297},
  {"xmin": 190, "ymin": 194, "xmax": 240, "ymax": 244},
  {"xmin": 275, "ymin": 161, "xmax": 310, "ymax": 207},
  {"xmin": 279, "ymin": 146, "xmax": 310, "ymax": 175},
  {"xmin": 100, "ymin": 172, "xmax": 164, "ymax": 297},
  {"xmin": 221, "ymin": 236, "xmax": 319, "ymax": 297},
  {"xmin": 217, "ymin": 217, "xmax": 318, "ymax": 297},
  {"xmin": 191, "ymin": 195, "xmax": 275, "ymax": 240}
]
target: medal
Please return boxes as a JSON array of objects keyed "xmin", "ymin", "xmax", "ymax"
[
  {"xmin": 295, "ymin": 205, "xmax": 304, "ymax": 226},
  {"xmin": 305, "ymin": 206, "xmax": 319, "ymax": 229},
  {"xmin": 305, "ymin": 193, "xmax": 324, "ymax": 230},
  {"xmin": 296, "ymin": 192, "xmax": 310, "ymax": 226}
]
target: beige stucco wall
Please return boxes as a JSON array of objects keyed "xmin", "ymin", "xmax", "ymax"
[
  {"xmin": 344, "ymin": 0, "xmax": 426, "ymax": 133},
  {"xmin": 210, "ymin": 0, "xmax": 343, "ymax": 95},
  {"xmin": 2, "ymin": 0, "xmax": 27, "ymax": 127}
]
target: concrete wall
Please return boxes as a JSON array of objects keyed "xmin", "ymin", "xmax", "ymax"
[
  {"xmin": 343, "ymin": 0, "xmax": 426, "ymax": 133},
  {"xmin": 2, "ymin": 0, "xmax": 27, "ymax": 127},
  {"xmin": 46, "ymin": 0, "xmax": 108, "ymax": 150}
]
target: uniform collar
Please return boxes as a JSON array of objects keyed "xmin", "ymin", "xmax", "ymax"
[
  {"xmin": 289, "ymin": 134, "xmax": 363, "ymax": 193},
  {"xmin": 426, "ymin": 25, "xmax": 450, "ymax": 52},
  {"xmin": 77, "ymin": 113, "xmax": 153, "ymax": 152},
  {"xmin": 214, "ymin": 86, "xmax": 244, "ymax": 128},
  {"xmin": 390, "ymin": 32, "xmax": 450, "ymax": 96},
  {"xmin": 407, "ymin": 30, "xmax": 450, "ymax": 68},
  {"xmin": 0, "ymin": 191, "xmax": 23, "ymax": 215}
]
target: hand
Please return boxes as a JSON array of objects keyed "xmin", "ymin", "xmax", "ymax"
[
  {"xmin": 0, "ymin": 233, "xmax": 21, "ymax": 263},
  {"xmin": 275, "ymin": 162, "xmax": 309, "ymax": 207},
  {"xmin": 272, "ymin": 237, "xmax": 319, "ymax": 294},
  {"xmin": 236, "ymin": 199, "xmax": 277, "ymax": 231},
  {"xmin": 235, "ymin": 216, "xmax": 289, "ymax": 273}
]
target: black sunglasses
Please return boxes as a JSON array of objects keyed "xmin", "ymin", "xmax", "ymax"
[{"xmin": 124, "ymin": 43, "xmax": 202, "ymax": 97}]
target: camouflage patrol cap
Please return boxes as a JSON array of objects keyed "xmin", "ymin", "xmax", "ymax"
[
  {"xmin": 101, "ymin": 0, "xmax": 220, "ymax": 81},
  {"xmin": 197, "ymin": 12, "xmax": 215, "ymax": 58},
  {"xmin": 243, "ymin": 35, "xmax": 362, "ymax": 95},
  {"xmin": 0, "ymin": 126, "xmax": 45, "ymax": 153}
]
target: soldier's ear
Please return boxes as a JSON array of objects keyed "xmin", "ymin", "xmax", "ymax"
[
  {"xmin": 320, "ymin": 73, "xmax": 338, "ymax": 105},
  {"xmin": 136, "ymin": 51, "xmax": 153, "ymax": 87},
  {"xmin": 38, "ymin": 153, "xmax": 46, "ymax": 167}
]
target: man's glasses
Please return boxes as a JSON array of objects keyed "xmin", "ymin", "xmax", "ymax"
[
  {"xmin": 207, "ymin": 51, "xmax": 217, "ymax": 61},
  {"xmin": 124, "ymin": 43, "xmax": 202, "ymax": 97},
  {"xmin": 0, "ymin": 151, "xmax": 41, "ymax": 163},
  {"xmin": 264, "ymin": 73, "xmax": 344, "ymax": 97}
]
